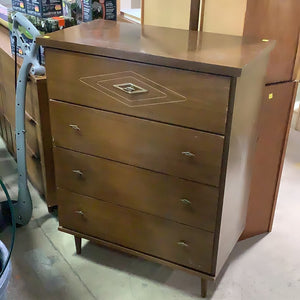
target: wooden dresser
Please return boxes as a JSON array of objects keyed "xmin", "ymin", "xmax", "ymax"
[{"xmin": 38, "ymin": 20, "xmax": 274, "ymax": 297}]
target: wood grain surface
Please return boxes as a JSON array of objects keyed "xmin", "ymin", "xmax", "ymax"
[
  {"xmin": 58, "ymin": 188, "xmax": 215, "ymax": 274},
  {"xmin": 50, "ymin": 100, "xmax": 224, "ymax": 186},
  {"xmin": 242, "ymin": 81, "xmax": 298, "ymax": 238},
  {"xmin": 214, "ymin": 51, "xmax": 270, "ymax": 276},
  {"xmin": 38, "ymin": 19, "xmax": 274, "ymax": 77},
  {"xmin": 244, "ymin": 0, "xmax": 300, "ymax": 83},
  {"xmin": 54, "ymin": 146, "xmax": 219, "ymax": 232},
  {"xmin": 45, "ymin": 49, "xmax": 231, "ymax": 135}
]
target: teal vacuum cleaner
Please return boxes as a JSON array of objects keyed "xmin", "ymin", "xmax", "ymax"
[{"xmin": 0, "ymin": 12, "xmax": 44, "ymax": 286}]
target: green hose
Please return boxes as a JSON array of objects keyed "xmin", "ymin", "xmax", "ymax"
[{"xmin": 0, "ymin": 179, "xmax": 16, "ymax": 278}]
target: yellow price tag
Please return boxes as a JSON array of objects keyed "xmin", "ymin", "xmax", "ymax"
[
  {"xmin": 268, "ymin": 93, "xmax": 273, "ymax": 100},
  {"xmin": 43, "ymin": 35, "xmax": 50, "ymax": 39},
  {"xmin": 262, "ymin": 39, "xmax": 269, "ymax": 42}
]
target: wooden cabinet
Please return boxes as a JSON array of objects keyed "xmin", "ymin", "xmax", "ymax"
[
  {"xmin": 0, "ymin": 26, "xmax": 56, "ymax": 208},
  {"xmin": 242, "ymin": 0, "xmax": 300, "ymax": 238},
  {"xmin": 243, "ymin": 81, "xmax": 299, "ymax": 238},
  {"xmin": 38, "ymin": 20, "xmax": 273, "ymax": 296},
  {"xmin": 244, "ymin": 0, "xmax": 300, "ymax": 84}
]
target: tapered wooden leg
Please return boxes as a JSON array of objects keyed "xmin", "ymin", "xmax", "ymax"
[
  {"xmin": 75, "ymin": 236, "xmax": 82, "ymax": 254},
  {"xmin": 201, "ymin": 278, "xmax": 207, "ymax": 298}
]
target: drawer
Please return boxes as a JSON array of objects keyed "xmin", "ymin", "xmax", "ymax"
[
  {"xmin": 26, "ymin": 145, "xmax": 44, "ymax": 195},
  {"xmin": 58, "ymin": 188, "xmax": 214, "ymax": 274},
  {"xmin": 50, "ymin": 101, "xmax": 224, "ymax": 186},
  {"xmin": 0, "ymin": 113, "xmax": 3, "ymax": 137},
  {"xmin": 1, "ymin": 115, "xmax": 8, "ymax": 143},
  {"xmin": 54, "ymin": 147, "xmax": 219, "ymax": 232},
  {"xmin": 25, "ymin": 79, "xmax": 39, "ymax": 122},
  {"xmin": 25, "ymin": 112, "xmax": 40, "ymax": 157},
  {"xmin": 2, "ymin": 116, "xmax": 13, "ymax": 154},
  {"xmin": 1, "ymin": 50, "xmax": 15, "ymax": 127},
  {"xmin": 46, "ymin": 49, "xmax": 231, "ymax": 134}
]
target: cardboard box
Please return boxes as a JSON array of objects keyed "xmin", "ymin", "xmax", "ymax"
[
  {"xmin": 12, "ymin": 0, "xmax": 26, "ymax": 13},
  {"xmin": 64, "ymin": 0, "xmax": 116, "ymax": 23},
  {"xmin": 104, "ymin": 0, "xmax": 116, "ymax": 20},
  {"xmin": 26, "ymin": 0, "xmax": 63, "ymax": 17}
]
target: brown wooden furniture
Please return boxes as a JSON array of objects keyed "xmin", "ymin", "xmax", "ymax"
[
  {"xmin": 242, "ymin": 0, "xmax": 300, "ymax": 238},
  {"xmin": 38, "ymin": 20, "xmax": 273, "ymax": 297},
  {"xmin": 0, "ymin": 25, "xmax": 56, "ymax": 208},
  {"xmin": 297, "ymin": 108, "xmax": 300, "ymax": 131},
  {"xmin": 244, "ymin": 0, "xmax": 300, "ymax": 84}
]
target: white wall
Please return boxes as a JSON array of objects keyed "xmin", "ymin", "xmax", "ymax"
[
  {"xmin": 131, "ymin": 0, "xmax": 140, "ymax": 9},
  {"xmin": 203, "ymin": 0, "xmax": 247, "ymax": 36},
  {"xmin": 120, "ymin": 0, "xmax": 140, "ymax": 10},
  {"xmin": 144, "ymin": 0, "xmax": 191, "ymax": 30},
  {"xmin": 143, "ymin": 0, "xmax": 247, "ymax": 35}
]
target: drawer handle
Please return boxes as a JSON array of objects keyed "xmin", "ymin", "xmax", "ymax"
[
  {"xmin": 72, "ymin": 170, "xmax": 83, "ymax": 176},
  {"xmin": 177, "ymin": 241, "xmax": 189, "ymax": 248},
  {"xmin": 69, "ymin": 124, "xmax": 80, "ymax": 131},
  {"xmin": 182, "ymin": 151, "xmax": 195, "ymax": 157},
  {"xmin": 31, "ymin": 153, "xmax": 40, "ymax": 161},
  {"xmin": 180, "ymin": 198, "xmax": 191, "ymax": 205},
  {"xmin": 74, "ymin": 210, "xmax": 84, "ymax": 216},
  {"xmin": 29, "ymin": 118, "xmax": 36, "ymax": 126}
]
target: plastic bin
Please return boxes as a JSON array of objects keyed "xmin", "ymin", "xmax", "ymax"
[{"xmin": 0, "ymin": 240, "xmax": 11, "ymax": 300}]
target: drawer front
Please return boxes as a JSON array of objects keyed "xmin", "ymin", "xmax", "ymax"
[
  {"xmin": 25, "ymin": 79, "xmax": 39, "ymax": 122},
  {"xmin": 50, "ymin": 101, "xmax": 224, "ymax": 186},
  {"xmin": 26, "ymin": 145, "xmax": 44, "ymax": 194},
  {"xmin": 54, "ymin": 147, "xmax": 219, "ymax": 232},
  {"xmin": 0, "ymin": 113, "xmax": 3, "ymax": 137},
  {"xmin": 46, "ymin": 49, "xmax": 231, "ymax": 134},
  {"xmin": 1, "ymin": 50, "xmax": 15, "ymax": 127},
  {"xmin": 25, "ymin": 112, "xmax": 40, "ymax": 157},
  {"xmin": 58, "ymin": 188, "xmax": 214, "ymax": 274}
]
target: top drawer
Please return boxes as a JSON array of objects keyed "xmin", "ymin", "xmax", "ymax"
[{"xmin": 45, "ymin": 49, "xmax": 231, "ymax": 134}]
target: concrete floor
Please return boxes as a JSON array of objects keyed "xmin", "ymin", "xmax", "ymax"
[{"xmin": 0, "ymin": 127, "xmax": 300, "ymax": 300}]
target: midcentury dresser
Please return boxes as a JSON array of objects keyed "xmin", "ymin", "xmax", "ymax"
[{"xmin": 37, "ymin": 20, "xmax": 274, "ymax": 297}]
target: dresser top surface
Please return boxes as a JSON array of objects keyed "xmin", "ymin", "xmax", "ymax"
[{"xmin": 37, "ymin": 20, "xmax": 274, "ymax": 77}]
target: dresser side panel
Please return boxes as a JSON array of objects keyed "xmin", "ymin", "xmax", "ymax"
[{"xmin": 214, "ymin": 52, "xmax": 270, "ymax": 276}]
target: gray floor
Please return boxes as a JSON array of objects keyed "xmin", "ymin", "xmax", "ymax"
[{"xmin": 0, "ymin": 127, "xmax": 300, "ymax": 300}]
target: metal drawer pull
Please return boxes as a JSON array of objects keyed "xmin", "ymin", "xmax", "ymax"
[
  {"xmin": 182, "ymin": 151, "xmax": 195, "ymax": 157},
  {"xmin": 31, "ymin": 153, "xmax": 40, "ymax": 161},
  {"xmin": 177, "ymin": 241, "xmax": 189, "ymax": 247},
  {"xmin": 180, "ymin": 198, "xmax": 191, "ymax": 205},
  {"xmin": 29, "ymin": 118, "xmax": 36, "ymax": 126},
  {"xmin": 72, "ymin": 170, "xmax": 83, "ymax": 176},
  {"xmin": 74, "ymin": 210, "xmax": 84, "ymax": 216},
  {"xmin": 69, "ymin": 124, "xmax": 80, "ymax": 131}
]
